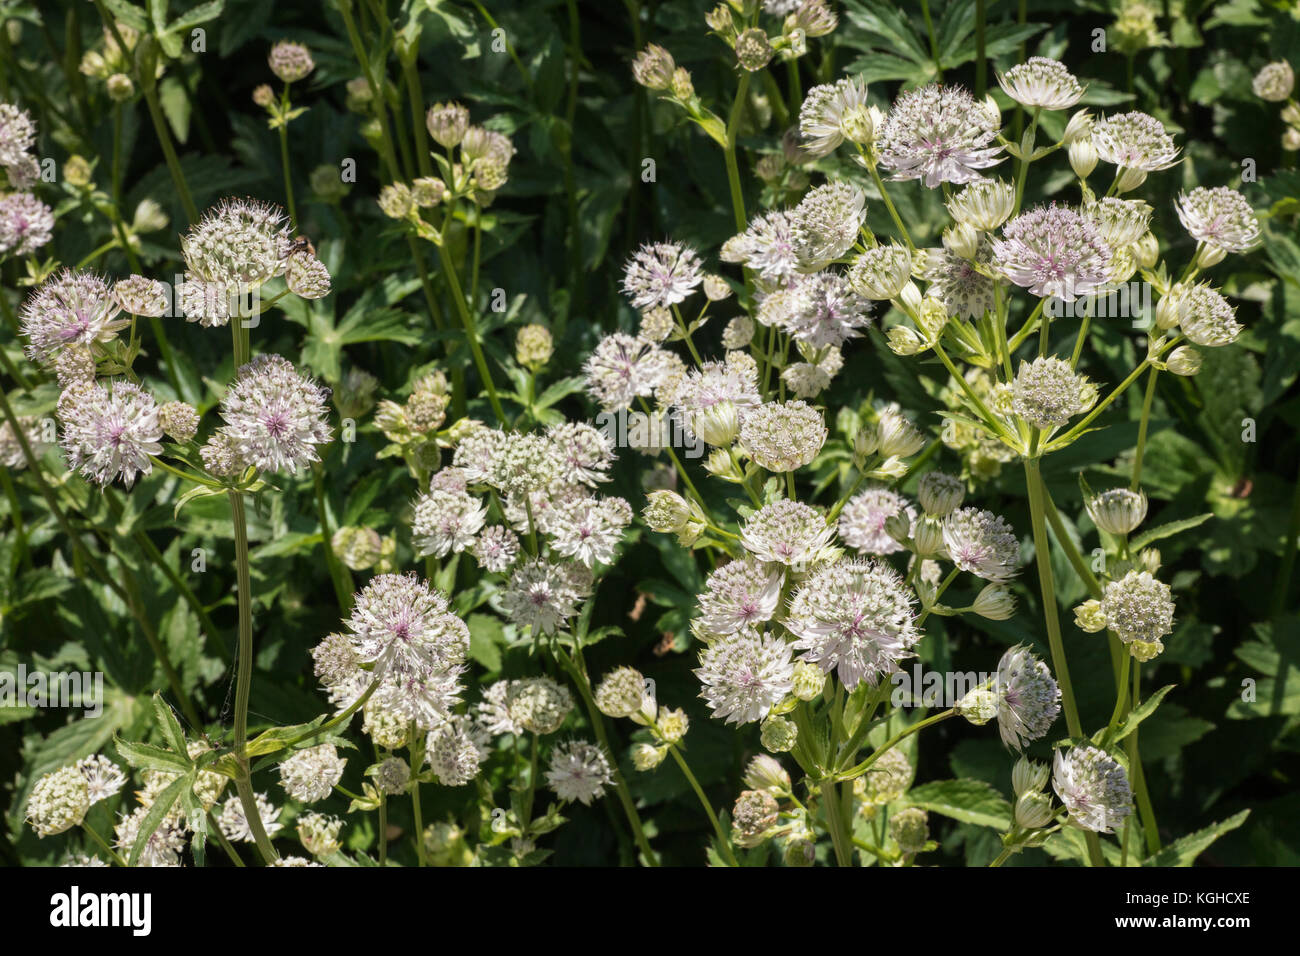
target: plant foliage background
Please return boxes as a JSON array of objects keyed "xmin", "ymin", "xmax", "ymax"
[{"xmin": 1, "ymin": 0, "xmax": 1298, "ymax": 867}]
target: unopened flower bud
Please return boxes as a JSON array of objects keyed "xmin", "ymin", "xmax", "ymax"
[
  {"xmin": 1014, "ymin": 791, "xmax": 1054, "ymax": 829},
  {"xmin": 972, "ymin": 583, "xmax": 1017, "ymax": 620},
  {"xmin": 1133, "ymin": 231, "xmax": 1159, "ymax": 268},
  {"xmin": 1073, "ymin": 599, "xmax": 1107, "ymax": 633},
  {"xmin": 1063, "ymin": 109, "xmax": 1093, "ymax": 145},
  {"xmin": 791, "ymin": 660, "xmax": 825, "ymax": 701},
  {"xmin": 515, "ymin": 323, "xmax": 553, "ymax": 369},
  {"xmin": 1069, "ymin": 138, "xmax": 1098, "ymax": 178},
  {"xmin": 760, "ymin": 716, "xmax": 798, "ymax": 752},
  {"xmin": 378, "ymin": 182, "xmax": 414, "ymax": 219},
  {"xmin": 631, "ymin": 44, "xmax": 675, "ymax": 90},
  {"xmin": 252, "ymin": 84, "xmax": 274, "ymax": 108},
  {"xmin": 912, "ymin": 515, "xmax": 944, "ymax": 557},
  {"xmin": 670, "ymin": 67, "xmax": 694, "ymax": 101},
  {"xmin": 735, "ymin": 29, "xmax": 773, "ymax": 72},
  {"xmin": 1195, "ymin": 243, "xmax": 1227, "ymax": 268},
  {"xmin": 1012, "ymin": 757, "xmax": 1050, "ymax": 796},
  {"xmin": 643, "ymin": 490, "xmax": 692, "ymax": 533},
  {"xmin": 106, "ymin": 73, "xmax": 134, "ymax": 102},
  {"xmin": 1114, "ymin": 166, "xmax": 1148, "ymax": 193},
  {"xmin": 886, "ymin": 325, "xmax": 927, "ymax": 356},
  {"xmin": 917, "ymin": 471, "xmax": 964, "ymax": 516},
  {"xmin": 956, "ymin": 687, "xmax": 998, "ymax": 725},
  {"xmin": 632, "ymin": 742, "xmax": 667, "ymax": 771},
  {"xmin": 890, "ymin": 807, "xmax": 929, "ymax": 853},
  {"xmin": 942, "ymin": 222, "xmax": 980, "ymax": 260},
  {"xmin": 1130, "ymin": 639, "xmax": 1164, "ymax": 662}
]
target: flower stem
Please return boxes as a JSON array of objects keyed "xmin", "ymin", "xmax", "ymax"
[
  {"xmin": 559, "ymin": 645, "xmax": 660, "ymax": 865},
  {"xmin": 434, "ymin": 225, "xmax": 505, "ymax": 423},
  {"xmin": 1131, "ymin": 367, "xmax": 1158, "ymax": 490},
  {"xmin": 229, "ymin": 490, "xmax": 278, "ymax": 864},
  {"xmin": 724, "ymin": 73, "xmax": 751, "ymax": 232},
  {"xmin": 668, "ymin": 742, "xmax": 740, "ymax": 866},
  {"xmin": 838, "ymin": 709, "xmax": 954, "ymax": 781}
]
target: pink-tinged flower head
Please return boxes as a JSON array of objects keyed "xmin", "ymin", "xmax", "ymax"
[
  {"xmin": 622, "ymin": 241, "xmax": 703, "ymax": 309},
  {"xmin": 215, "ymin": 354, "xmax": 332, "ymax": 474},
  {"xmin": 59, "ymin": 381, "xmax": 163, "ymax": 488},
  {"xmin": 20, "ymin": 271, "xmax": 130, "ymax": 362},
  {"xmin": 1053, "ymin": 746, "xmax": 1133, "ymax": 833},
  {"xmin": 878, "ymin": 84, "xmax": 1003, "ymax": 187},
  {"xmin": 992, "ymin": 204, "xmax": 1111, "ymax": 301},
  {"xmin": 785, "ymin": 558, "xmax": 919, "ymax": 690},
  {"xmin": 696, "ymin": 630, "xmax": 795, "ymax": 725},
  {"xmin": 1174, "ymin": 186, "xmax": 1260, "ymax": 254},
  {"xmin": 0, "ymin": 192, "xmax": 53, "ymax": 257},
  {"xmin": 1091, "ymin": 112, "xmax": 1180, "ymax": 172},
  {"xmin": 583, "ymin": 332, "xmax": 672, "ymax": 410}
]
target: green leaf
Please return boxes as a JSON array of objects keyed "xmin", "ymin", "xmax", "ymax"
[
  {"xmin": 1102, "ymin": 684, "xmax": 1175, "ymax": 746},
  {"xmin": 128, "ymin": 771, "xmax": 191, "ymax": 867},
  {"xmin": 1129, "ymin": 513, "xmax": 1214, "ymax": 552},
  {"xmin": 1143, "ymin": 810, "xmax": 1250, "ymax": 866},
  {"xmin": 115, "ymin": 737, "xmax": 192, "ymax": 774},
  {"xmin": 907, "ymin": 779, "xmax": 1012, "ymax": 830},
  {"xmin": 151, "ymin": 693, "xmax": 189, "ymax": 756}
]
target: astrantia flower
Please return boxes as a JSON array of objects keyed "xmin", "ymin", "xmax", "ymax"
[
  {"xmin": 451, "ymin": 426, "xmax": 508, "ymax": 484},
  {"xmin": 501, "ymin": 558, "xmax": 583, "ymax": 635},
  {"xmin": 297, "ymin": 811, "xmax": 342, "ymax": 857},
  {"xmin": 116, "ymin": 805, "xmax": 187, "ymax": 866},
  {"xmin": 0, "ymin": 415, "xmax": 50, "ymax": 470},
  {"xmin": 839, "ymin": 487, "xmax": 915, "ymax": 555},
  {"xmin": 1053, "ymin": 746, "xmax": 1133, "ymax": 833},
  {"xmin": 1011, "ymin": 356, "xmax": 1092, "ymax": 429},
  {"xmin": 412, "ymin": 488, "xmax": 486, "ymax": 558},
  {"xmin": 1101, "ymin": 570, "xmax": 1174, "ymax": 645},
  {"xmin": 738, "ymin": 400, "xmax": 826, "ymax": 472},
  {"xmin": 278, "ymin": 744, "xmax": 346, "ymax": 803},
  {"xmin": 946, "ymin": 179, "xmax": 1015, "ymax": 232},
  {"xmin": 993, "ymin": 205, "xmax": 1111, "ymax": 301},
  {"xmin": 848, "ymin": 242, "xmax": 913, "ymax": 300},
  {"xmin": 0, "ymin": 192, "xmax": 53, "ymax": 256},
  {"xmin": 583, "ymin": 333, "xmax": 671, "ymax": 411},
  {"xmin": 721, "ymin": 211, "xmax": 800, "ymax": 283},
  {"xmin": 506, "ymin": 676, "xmax": 574, "ymax": 734},
  {"xmin": 427, "ymin": 719, "xmax": 483, "ymax": 786},
  {"xmin": 922, "ymin": 239, "xmax": 995, "ymax": 319},
  {"xmin": 696, "ymin": 630, "xmax": 796, "ymax": 725},
  {"xmin": 268, "ymin": 40, "xmax": 314, "ymax": 83},
  {"xmin": 25, "ymin": 767, "xmax": 90, "ymax": 836},
  {"xmin": 76, "ymin": 755, "xmax": 126, "ymax": 805},
  {"xmin": 285, "ymin": 250, "xmax": 332, "ymax": 299},
  {"xmin": 994, "ymin": 645, "xmax": 1061, "ymax": 749},
  {"xmin": 20, "ymin": 271, "xmax": 130, "ymax": 362},
  {"xmin": 595, "ymin": 666, "xmax": 648, "ymax": 718},
  {"xmin": 785, "ymin": 558, "xmax": 919, "ymax": 690},
  {"xmin": 373, "ymin": 757, "xmax": 411, "ymax": 796},
  {"xmin": 1085, "ymin": 488, "xmax": 1148, "ymax": 535},
  {"xmin": 789, "ymin": 182, "xmax": 866, "ymax": 268},
  {"xmin": 217, "ymin": 793, "xmax": 284, "ymax": 843},
  {"xmin": 477, "ymin": 680, "xmax": 524, "ymax": 736},
  {"xmin": 782, "ymin": 272, "xmax": 873, "ymax": 347},
  {"xmin": 548, "ymin": 496, "xmax": 631, "ymax": 568},
  {"xmin": 799, "ymin": 76, "xmax": 873, "ymax": 157},
  {"xmin": 741, "ymin": 499, "xmax": 836, "ymax": 567},
  {"xmin": 697, "ymin": 557, "xmax": 785, "ymax": 637},
  {"xmin": 1252, "ymin": 60, "xmax": 1294, "ymax": 102},
  {"xmin": 1174, "ymin": 186, "xmax": 1260, "ymax": 255},
  {"xmin": 622, "ymin": 241, "xmax": 703, "ymax": 309},
  {"xmin": 215, "ymin": 354, "xmax": 331, "ymax": 474},
  {"xmin": 942, "ymin": 507, "xmax": 1020, "ymax": 582},
  {"xmin": 1171, "ymin": 282, "xmax": 1242, "ymax": 347},
  {"xmin": 0, "ymin": 102, "xmax": 36, "ymax": 171},
  {"xmin": 113, "ymin": 275, "xmax": 170, "ymax": 317},
  {"xmin": 471, "ymin": 524, "xmax": 520, "ymax": 573},
  {"xmin": 732, "ymin": 790, "xmax": 780, "ymax": 847},
  {"xmin": 1085, "ymin": 197, "xmax": 1153, "ymax": 249},
  {"xmin": 59, "ymin": 381, "xmax": 163, "ymax": 488},
  {"xmin": 487, "ymin": 432, "xmax": 566, "ymax": 496},
  {"xmin": 547, "ymin": 421, "xmax": 615, "ymax": 486},
  {"xmin": 673, "ymin": 359, "xmax": 761, "ymax": 441},
  {"xmin": 1092, "ymin": 111, "xmax": 1180, "ymax": 172},
  {"xmin": 877, "ymin": 84, "xmax": 1003, "ymax": 187},
  {"xmin": 997, "ymin": 57, "xmax": 1085, "ymax": 110},
  {"xmin": 182, "ymin": 198, "xmax": 291, "ymax": 287},
  {"xmin": 345, "ymin": 573, "xmax": 469, "ymax": 683},
  {"xmin": 546, "ymin": 741, "xmax": 613, "ymax": 806}
]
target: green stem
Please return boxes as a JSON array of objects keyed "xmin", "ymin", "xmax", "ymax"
[
  {"xmin": 668, "ymin": 743, "xmax": 740, "ymax": 866},
  {"xmin": 140, "ymin": 72, "xmax": 198, "ymax": 224},
  {"xmin": 560, "ymin": 645, "xmax": 660, "ymax": 865},
  {"xmin": 866, "ymin": 160, "xmax": 914, "ymax": 249},
  {"xmin": 723, "ymin": 73, "xmax": 751, "ymax": 232},
  {"xmin": 839, "ymin": 709, "xmax": 954, "ymax": 781},
  {"xmin": 312, "ymin": 463, "xmax": 353, "ymax": 613},
  {"xmin": 82, "ymin": 821, "xmax": 127, "ymax": 866},
  {"xmin": 1131, "ymin": 367, "xmax": 1158, "ymax": 491},
  {"xmin": 230, "ymin": 490, "xmax": 278, "ymax": 864},
  {"xmin": 434, "ymin": 226, "xmax": 505, "ymax": 423}
]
